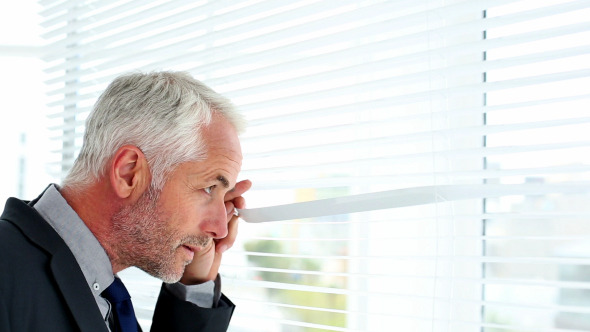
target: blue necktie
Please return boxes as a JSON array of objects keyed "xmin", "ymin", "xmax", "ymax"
[{"xmin": 102, "ymin": 277, "xmax": 139, "ymax": 332}]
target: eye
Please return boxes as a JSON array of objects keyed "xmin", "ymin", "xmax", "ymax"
[{"xmin": 203, "ymin": 185, "xmax": 216, "ymax": 195}]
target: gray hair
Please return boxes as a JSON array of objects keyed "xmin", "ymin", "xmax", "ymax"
[{"xmin": 63, "ymin": 71, "xmax": 245, "ymax": 191}]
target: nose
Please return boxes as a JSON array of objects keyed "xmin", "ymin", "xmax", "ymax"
[{"xmin": 200, "ymin": 199, "xmax": 229, "ymax": 239}]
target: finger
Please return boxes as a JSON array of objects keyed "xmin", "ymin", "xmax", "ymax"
[
  {"xmin": 225, "ymin": 200, "xmax": 235, "ymax": 219},
  {"xmin": 232, "ymin": 195, "xmax": 246, "ymax": 210},
  {"xmin": 207, "ymin": 251, "xmax": 223, "ymax": 281},
  {"xmin": 225, "ymin": 179, "xmax": 252, "ymax": 202},
  {"xmin": 216, "ymin": 214, "xmax": 239, "ymax": 254}
]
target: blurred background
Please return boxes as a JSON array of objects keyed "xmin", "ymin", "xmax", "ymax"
[{"xmin": 0, "ymin": 1, "xmax": 55, "ymax": 203}]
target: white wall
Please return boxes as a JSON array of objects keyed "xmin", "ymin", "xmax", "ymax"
[{"xmin": 0, "ymin": 1, "xmax": 57, "ymax": 203}]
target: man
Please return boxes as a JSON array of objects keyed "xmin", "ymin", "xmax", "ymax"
[{"xmin": 0, "ymin": 71, "xmax": 252, "ymax": 331}]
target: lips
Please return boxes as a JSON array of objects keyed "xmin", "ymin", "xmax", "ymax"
[
  {"xmin": 183, "ymin": 244, "xmax": 200, "ymax": 253},
  {"xmin": 179, "ymin": 237, "xmax": 211, "ymax": 259},
  {"xmin": 181, "ymin": 245, "xmax": 197, "ymax": 260}
]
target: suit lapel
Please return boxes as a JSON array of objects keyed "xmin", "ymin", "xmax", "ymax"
[
  {"xmin": 51, "ymin": 246, "xmax": 110, "ymax": 332},
  {"xmin": 2, "ymin": 197, "xmax": 108, "ymax": 332}
]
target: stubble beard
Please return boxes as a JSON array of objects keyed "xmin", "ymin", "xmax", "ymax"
[{"xmin": 111, "ymin": 186, "xmax": 210, "ymax": 283}]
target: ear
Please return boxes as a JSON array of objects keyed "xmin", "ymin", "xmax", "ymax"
[{"xmin": 109, "ymin": 145, "xmax": 150, "ymax": 200}]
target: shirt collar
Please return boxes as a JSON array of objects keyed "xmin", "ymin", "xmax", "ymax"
[{"xmin": 33, "ymin": 184, "xmax": 114, "ymax": 319}]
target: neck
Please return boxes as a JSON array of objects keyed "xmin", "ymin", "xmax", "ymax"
[{"xmin": 60, "ymin": 181, "xmax": 128, "ymax": 274}]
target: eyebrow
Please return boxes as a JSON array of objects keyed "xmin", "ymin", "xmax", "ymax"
[{"xmin": 216, "ymin": 175, "xmax": 230, "ymax": 189}]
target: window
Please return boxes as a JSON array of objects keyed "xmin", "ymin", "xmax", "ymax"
[
  {"xmin": 39, "ymin": 0, "xmax": 590, "ymax": 331},
  {"xmin": 482, "ymin": 1, "xmax": 590, "ymax": 330}
]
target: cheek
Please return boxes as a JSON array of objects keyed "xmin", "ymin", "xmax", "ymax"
[{"xmin": 168, "ymin": 197, "xmax": 204, "ymax": 229}]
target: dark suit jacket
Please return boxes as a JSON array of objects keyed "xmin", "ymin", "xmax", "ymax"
[{"xmin": 0, "ymin": 196, "xmax": 235, "ymax": 332}]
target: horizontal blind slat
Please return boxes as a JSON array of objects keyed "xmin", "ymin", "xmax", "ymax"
[
  {"xmin": 43, "ymin": 15, "xmax": 590, "ymax": 97},
  {"xmin": 231, "ymin": 251, "xmax": 590, "ymax": 265},
  {"xmin": 229, "ymin": 310, "xmax": 590, "ymax": 332},
  {"xmin": 43, "ymin": 64, "xmax": 590, "ymax": 108},
  {"xmin": 224, "ymin": 278, "xmax": 590, "ymax": 314},
  {"xmin": 41, "ymin": 0, "xmax": 590, "ymax": 83},
  {"xmin": 40, "ymin": 0, "xmax": 123, "ymax": 29},
  {"xmin": 222, "ymin": 265, "xmax": 590, "ymax": 290},
  {"xmin": 41, "ymin": 0, "xmax": 351, "ymax": 62}
]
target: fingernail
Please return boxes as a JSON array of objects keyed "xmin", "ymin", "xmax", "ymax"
[{"xmin": 218, "ymin": 245, "xmax": 228, "ymax": 253}]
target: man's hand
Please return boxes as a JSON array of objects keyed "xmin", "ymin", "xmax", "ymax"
[{"xmin": 180, "ymin": 179, "xmax": 252, "ymax": 285}]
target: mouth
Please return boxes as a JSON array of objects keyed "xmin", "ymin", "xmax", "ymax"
[
  {"xmin": 183, "ymin": 244, "xmax": 201, "ymax": 252},
  {"xmin": 181, "ymin": 245, "xmax": 197, "ymax": 260},
  {"xmin": 178, "ymin": 237, "xmax": 210, "ymax": 260}
]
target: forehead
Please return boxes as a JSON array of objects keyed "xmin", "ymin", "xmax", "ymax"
[
  {"xmin": 184, "ymin": 114, "xmax": 243, "ymax": 181},
  {"xmin": 201, "ymin": 113, "xmax": 242, "ymax": 163}
]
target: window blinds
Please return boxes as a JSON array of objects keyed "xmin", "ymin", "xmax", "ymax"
[{"xmin": 39, "ymin": 0, "xmax": 590, "ymax": 331}]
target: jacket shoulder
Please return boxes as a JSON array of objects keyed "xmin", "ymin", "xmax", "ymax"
[{"xmin": 0, "ymin": 199, "xmax": 97, "ymax": 332}]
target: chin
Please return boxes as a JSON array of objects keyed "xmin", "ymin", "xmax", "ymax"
[
  {"xmin": 162, "ymin": 260, "xmax": 193, "ymax": 284},
  {"xmin": 139, "ymin": 261, "xmax": 185, "ymax": 284},
  {"xmin": 155, "ymin": 269, "xmax": 184, "ymax": 284}
]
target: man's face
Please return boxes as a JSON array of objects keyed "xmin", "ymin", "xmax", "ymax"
[{"xmin": 112, "ymin": 115, "xmax": 242, "ymax": 283}]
